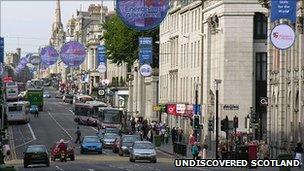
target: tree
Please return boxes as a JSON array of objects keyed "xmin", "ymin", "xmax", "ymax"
[{"xmin": 102, "ymin": 14, "xmax": 159, "ymax": 70}]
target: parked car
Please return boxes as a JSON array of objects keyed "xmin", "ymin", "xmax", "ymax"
[
  {"xmin": 129, "ymin": 141, "xmax": 157, "ymax": 163},
  {"xmin": 29, "ymin": 105, "xmax": 39, "ymax": 114},
  {"xmin": 102, "ymin": 133, "xmax": 120, "ymax": 148},
  {"xmin": 80, "ymin": 136, "xmax": 103, "ymax": 154},
  {"xmin": 43, "ymin": 91, "xmax": 51, "ymax": 98},
  {"xmin": 50, "ymin": 141, "xmax": 75, "ymax": 161},
  {"xmin": 112, "ymin": 136, "xmax": 121, "ymax": 153},
  {"xmin": 118, "ymin": 135, "xmax": 141, "ymax": 156},
  {"xmin": 23, "ymin": 145, "xmax": 50, "ymax": 168},
  {"xmin": 63, "ymin": 94, "xmax": 74, "ymax": 104}
]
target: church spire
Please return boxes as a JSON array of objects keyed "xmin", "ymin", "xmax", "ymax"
[{"xmin": 54, "ymin": 0, "xmax": 63, "ymax": 29}]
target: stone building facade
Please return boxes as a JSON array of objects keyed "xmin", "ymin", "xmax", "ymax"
[
  {"xmin": 159, "ymin": 0, "xmax": 268, "ymax": 144},
  {"xmin": 258, "ymin": 0, "xmax": 304, "ymax": 157}
]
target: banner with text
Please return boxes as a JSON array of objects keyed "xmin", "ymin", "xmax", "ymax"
[
  {"xmin": 271, "ymin": 0, "xmax": 296, "ymax": 23},
  {"xmin": 139, "ymin": 37, "xmax": 153, "ymax": 65},
  {"xmin": 0, "ymin": 37, "xmax": 4, "ymax": 63}
]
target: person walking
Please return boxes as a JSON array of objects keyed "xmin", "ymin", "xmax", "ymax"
[
  {"xmin": 191, "ymin": 142, "xmax": 199, "ymax": 160},
  {"xmin": 75, "ymin": 126, "xmax": 82, "ymax": 144},
  {"xmin": 295, "ymin": 142, "xmax": 303, "ymax": 168}
]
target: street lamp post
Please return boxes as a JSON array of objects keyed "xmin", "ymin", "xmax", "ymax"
[{"xmin": 214, "ymin": 79, "xmax": 222, "ymax": 159}]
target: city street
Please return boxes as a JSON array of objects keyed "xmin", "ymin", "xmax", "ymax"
[{"xmin": 3, "ymin": 88, "xmax": 299, "ymax": 171}]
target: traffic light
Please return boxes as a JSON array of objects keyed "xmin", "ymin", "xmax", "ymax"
[
  {"xmin": 250, "ymin": 108, "xmax": 258, "ymax": 123},
  {"xmin": 220, "ymin": 116, "xmax": 229, "ymax": 132},
  {"xmin": 208, "ymin": 118, "xmax": 214, "ymax": 131},
  {"xmin": 193, "ymin": 115, "xmax": 200, "ymax": 129},
  {"xmin": 233, "ymin": 116, "xmax": 238, "ymax": 128}
]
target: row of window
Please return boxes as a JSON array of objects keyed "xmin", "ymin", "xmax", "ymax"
[{"xmin": 181, "ymin": 40, "xmax": 201, "ymax": 69}]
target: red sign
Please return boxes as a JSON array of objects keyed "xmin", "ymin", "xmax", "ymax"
[
  {"xmin": 166, "ymin": 104, "xmax": 176, "ymax": 115},
  {"xmin": 3, "ymin": 76, "xmax": 13, "ymax": 83}
]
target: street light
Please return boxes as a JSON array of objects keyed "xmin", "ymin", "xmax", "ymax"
[{"xmin": 214, "ymin": 79, "xmax": 222, "ymax": 159}]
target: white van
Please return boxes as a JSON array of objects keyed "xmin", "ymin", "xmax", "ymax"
[{"xmin": 7, "ymin": 101, "xmax": 30, "ymax": 124}]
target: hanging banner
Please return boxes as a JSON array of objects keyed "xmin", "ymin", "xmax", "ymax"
[
  {"xmin": 116, "ymin": 0, "xmax": 170, "ymax": 31},
  {"xmin": 40, "ymin": 46, "xmax": 59, "ymax": 66},
  {"xmin": 97, "ymin": 45, "xmax": 107, "ymax": 64},
  {"xmin": 139, "ymin": 64, "xmax": 152, "ymax": 77},
  {"xmin": 139, "ymin": 37, "xmax": 153, "ymax": 65},
  {"xmin": 60, "ymin": 41, "xmax": 86, "ymax": 67},
  {"xmin": 270, "ymin": 24, "xmax": 295, "ymax": 50},
  {"xmin": 166, "ymin": 104, "xmax": 177, "ymax": 116},
  {"xmin": 0, "ymin": 37, "xmax": 4, "ymax": 63},
  {"xmin": 271, "ymin": 0, "xmax": 296, "ymax": 23}
]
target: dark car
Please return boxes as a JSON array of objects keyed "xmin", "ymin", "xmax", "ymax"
[
  {"xmin": 102, "ymin": 133, "xmax": 120, "ymax": 148},
  {"xmin": 63, "ymin": 94, "xmax": 73, "ymax": 104},
  {"xmin": 118, "ymin": 135, "xmax": 141, "ymax": 156},
  {"xmin": 50, "ymin": 142, "xmax": 75, "ymax": 161},
  {"xmin": 23, "ymin": 145, "xmax": 50, "ymax": 168}
]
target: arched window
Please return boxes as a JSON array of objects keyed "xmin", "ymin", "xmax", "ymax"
[{"xmin": 254, "ymin": 13, "xmax": 267, "ymax": 39}]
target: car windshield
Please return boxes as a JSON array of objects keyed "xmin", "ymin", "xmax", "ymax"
[
  {"xmin": 84, "ymin": 137, "xmax": 100, "ymax": 143},
  {"xmin": 31, "ymin": 105, "xmax": 38, "ymax": 109},
  {"xmin": 123, "ymin": 136, "xmax": 140, "ymax": 143},
  {"xmin": 104, "ymin": 134, "xmax": 119, "ymax": 139},
  {"xmin": 106, "ymin": 128, "xmax": 119, "ymax": 134},
  {"xmin": 27, "ymin": 146, "xmax": 46, "ymax": 153},
  {"xmin": 133, "ymin": 143, "xmax": 154, "ymax": 149}
]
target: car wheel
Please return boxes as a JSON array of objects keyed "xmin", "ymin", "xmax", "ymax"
[
  {"xmin": 129, "ymin": 157, "xmax": 135, "ymax": 162},
  {"xmin": 80, "ymin": 148, "xmax": 84, "ymax": 154},
  {"xmin": 51, "ymin": 157, "xmax": 55, "ymax": 161},
  {"xmin": 118, "ymin": 150, "xmax": 123, "ymax": 156},
  {"xmin": 23, "ymin": 164, "xmax": 28, "ymax": 168},
  {"xmin": 71, "ymin": 155, "xmax": 75, "ymax": 161},
  {"xmin": 151, "ymin": 159, "xmax": 157, "ymax": 163},
  {"xmin": 98, "ymin": 150, "xmax": 102, "ymax": 154},
  {"xmin": 46, "ymin": 161, "xmax": 50, "ymax": 167}
]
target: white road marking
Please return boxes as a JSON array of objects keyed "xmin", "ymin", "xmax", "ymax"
[
  {"xmin": 47, "ymin": 111, "xmax": 73, "ymax": 140},
  {"xmin": 88, "ymin": 169, "xmax": 95, "ymax": 171},
  {"xmin": 56, "ymin": 165, "xmax": 64, "ymax": 171},
  {"xmin": 68, "ymin": 109, "xmax": 75, "ymax": 115},
  {"xmin": 91, "ymin": 126, "xmax": 98, "ymax": 131},
  {"xmin": 8, "ymin": 126, "xmax": 17, "ymax": 160},
  {"xmin": 27, "ymin": 123, "xmax": 36, "ymax": 140}
]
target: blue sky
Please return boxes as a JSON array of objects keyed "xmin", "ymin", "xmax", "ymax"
[{"xmin": 1, "ymin": 1, "xmax": 114, "ymax": 56}]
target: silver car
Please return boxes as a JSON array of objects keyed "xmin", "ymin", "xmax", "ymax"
[
  {"xmin": 129, "ymin": 141, "xmax": 157, "ymax": 163},
  {"xmin": 102, "ymin": 133, "xmax": 120, "ymax": 148}
]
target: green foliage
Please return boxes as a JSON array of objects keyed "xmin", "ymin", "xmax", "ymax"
[{"xmin": 102, "ymin": 14, "xmax": 159, "ymax": 68}]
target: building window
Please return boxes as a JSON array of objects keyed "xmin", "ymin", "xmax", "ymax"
[
  {"xmin": 254, "ymin": 13, "xmax": 267, "ymax": 39},
  {"xmin": 256, "ymin": 52, "xmax": 267, "ymax": 81}
]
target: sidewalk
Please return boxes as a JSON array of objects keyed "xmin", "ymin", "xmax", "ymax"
[{"xmin": 157, "ymin": 139, "xmax": 215, "ymax": 159}]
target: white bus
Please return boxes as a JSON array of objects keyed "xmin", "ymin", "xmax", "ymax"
[
  {"xmin": 5, "ymin": 82, "xmax": 19, "ymax": 100},
  {"xmin": 7, "ymin": 101, "xmax": 30, "ymax": 124}
]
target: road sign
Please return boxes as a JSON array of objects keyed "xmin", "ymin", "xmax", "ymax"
[
  {"xmin": 139, "ymin": 64, "xmax": 152, "ymax": 77},
  {"xmin": 98, "ymin": 90, "xmax": 105, "ymax": 96},
  {"xmin": 223, "ymin": 104, "xmax": 239, "ymax": 110}
]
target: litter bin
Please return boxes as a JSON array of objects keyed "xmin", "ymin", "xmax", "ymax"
[
  {"xmin": 154, "ymin": 135, "xmax": 162, "ymax": 147},
  {"xmin": 277, "ymin": 154, "xmax": 292, "ymax": 171}
]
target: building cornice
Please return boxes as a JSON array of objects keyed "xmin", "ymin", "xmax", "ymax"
[{"xmin": 180, "ymin": 1, "xmax": 202, "ymax": 14}]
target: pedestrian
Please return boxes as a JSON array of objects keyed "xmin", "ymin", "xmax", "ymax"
[
  {"xmin": 75, "ymin": 126, "xmax": 82, "ymax": 144},
  {"xmin": 221, "ymin": 146, "xmax": 227, "ymax": 159},
  {"xmin": 34, "ymin": 110, "xmax": 39, "ymax": 118},
  {"xmin": 171, "ymin": 127, "xmax": 177, "ymax": 144},
  {"xmin": 294, "ymin": 142, "xmax": 303, "ymax": 167},
  {"xmin": 191, "ymin": 142, "xmax": 199, "ymax": 160},
  {"xmin": 189, "ymin": 133, "xmax": 196, "ymax": 147}
]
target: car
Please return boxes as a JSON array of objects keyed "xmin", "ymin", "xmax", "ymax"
[
  {"xmin": 29, "ymin": 105, "xmax": 39, "ymax": 114},
  {"xmin": 43, "ymin": 92, "xmax": 51, "ymax": 98},
  {"xmin": 50, "ymin": 142, "xmax": 75, "ymax": 161},
  {"xmin": 102, "ymin": 133, "xmax": 120, "ymax": 148},
  {"xmin": 80, "ymin": 136, "xmax": 103, "ymax": 154},
  {"xmin": 129, "ymin": 141, "xmax": 157, "ymax": 163},
  {"xmin": 118, "ymin": 135, "xmax": 141, "ymax": 156},
  {"xmin": 23, "ymin": 145, "xmax": 50, "ymax": 168},
  {"xmin": 112, "ymin": 136, "xmax": 121, "ymax": 153},
  {"xmin": 63, "ymin": 94, "xmax": 74, "ymax": 104}
]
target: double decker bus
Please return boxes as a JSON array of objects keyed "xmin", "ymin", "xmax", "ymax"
[
  {"xmin": 98, "ymin": 107, "xmax": 124, "ymax": 130},
  {"xmin": 74, "ymin": 101, "xmax": 107, "ymax": 126},
  {"xmin": 7, "ymin": 101, "xmax": 30, "ymax": 124}
]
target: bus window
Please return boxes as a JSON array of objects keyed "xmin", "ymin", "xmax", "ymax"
[{"xmin": 8, "ymin": 106, "xmax": 23, "ymax": 112}]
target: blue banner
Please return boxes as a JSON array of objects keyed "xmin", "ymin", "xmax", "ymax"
[
  {"xmin": 193, "ymin": 105, "xmax": 201, "ymax": 115},
  {"xmin": 97, "ymin": 45, "xmax": 107, "ymax": 65},
  {"xmin": 271, "ymin": 0, "xmax": 296, "ymax": 23},
  {"xmin": 0, "ymin": 37, "xmax": 4, "ymax": 63},
  {"xmin": 139, "ymin": 37, "xmax": 153, "ymax": 65}
]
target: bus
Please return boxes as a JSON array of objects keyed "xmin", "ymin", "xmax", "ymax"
[
  {"xmin": 74, "ymin": 101, "xmax": 107, "ymax": 126},
  {"xmin": 98, "ymin": 107, "xmax": 124, "ymax": 130},
  {"xmin": 7, "ymin": 101, "xmax": 30, "ymax": 124},
  {"xmin": 5, "ymin": 82, "xmax": 19, "ymax": 101}
]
